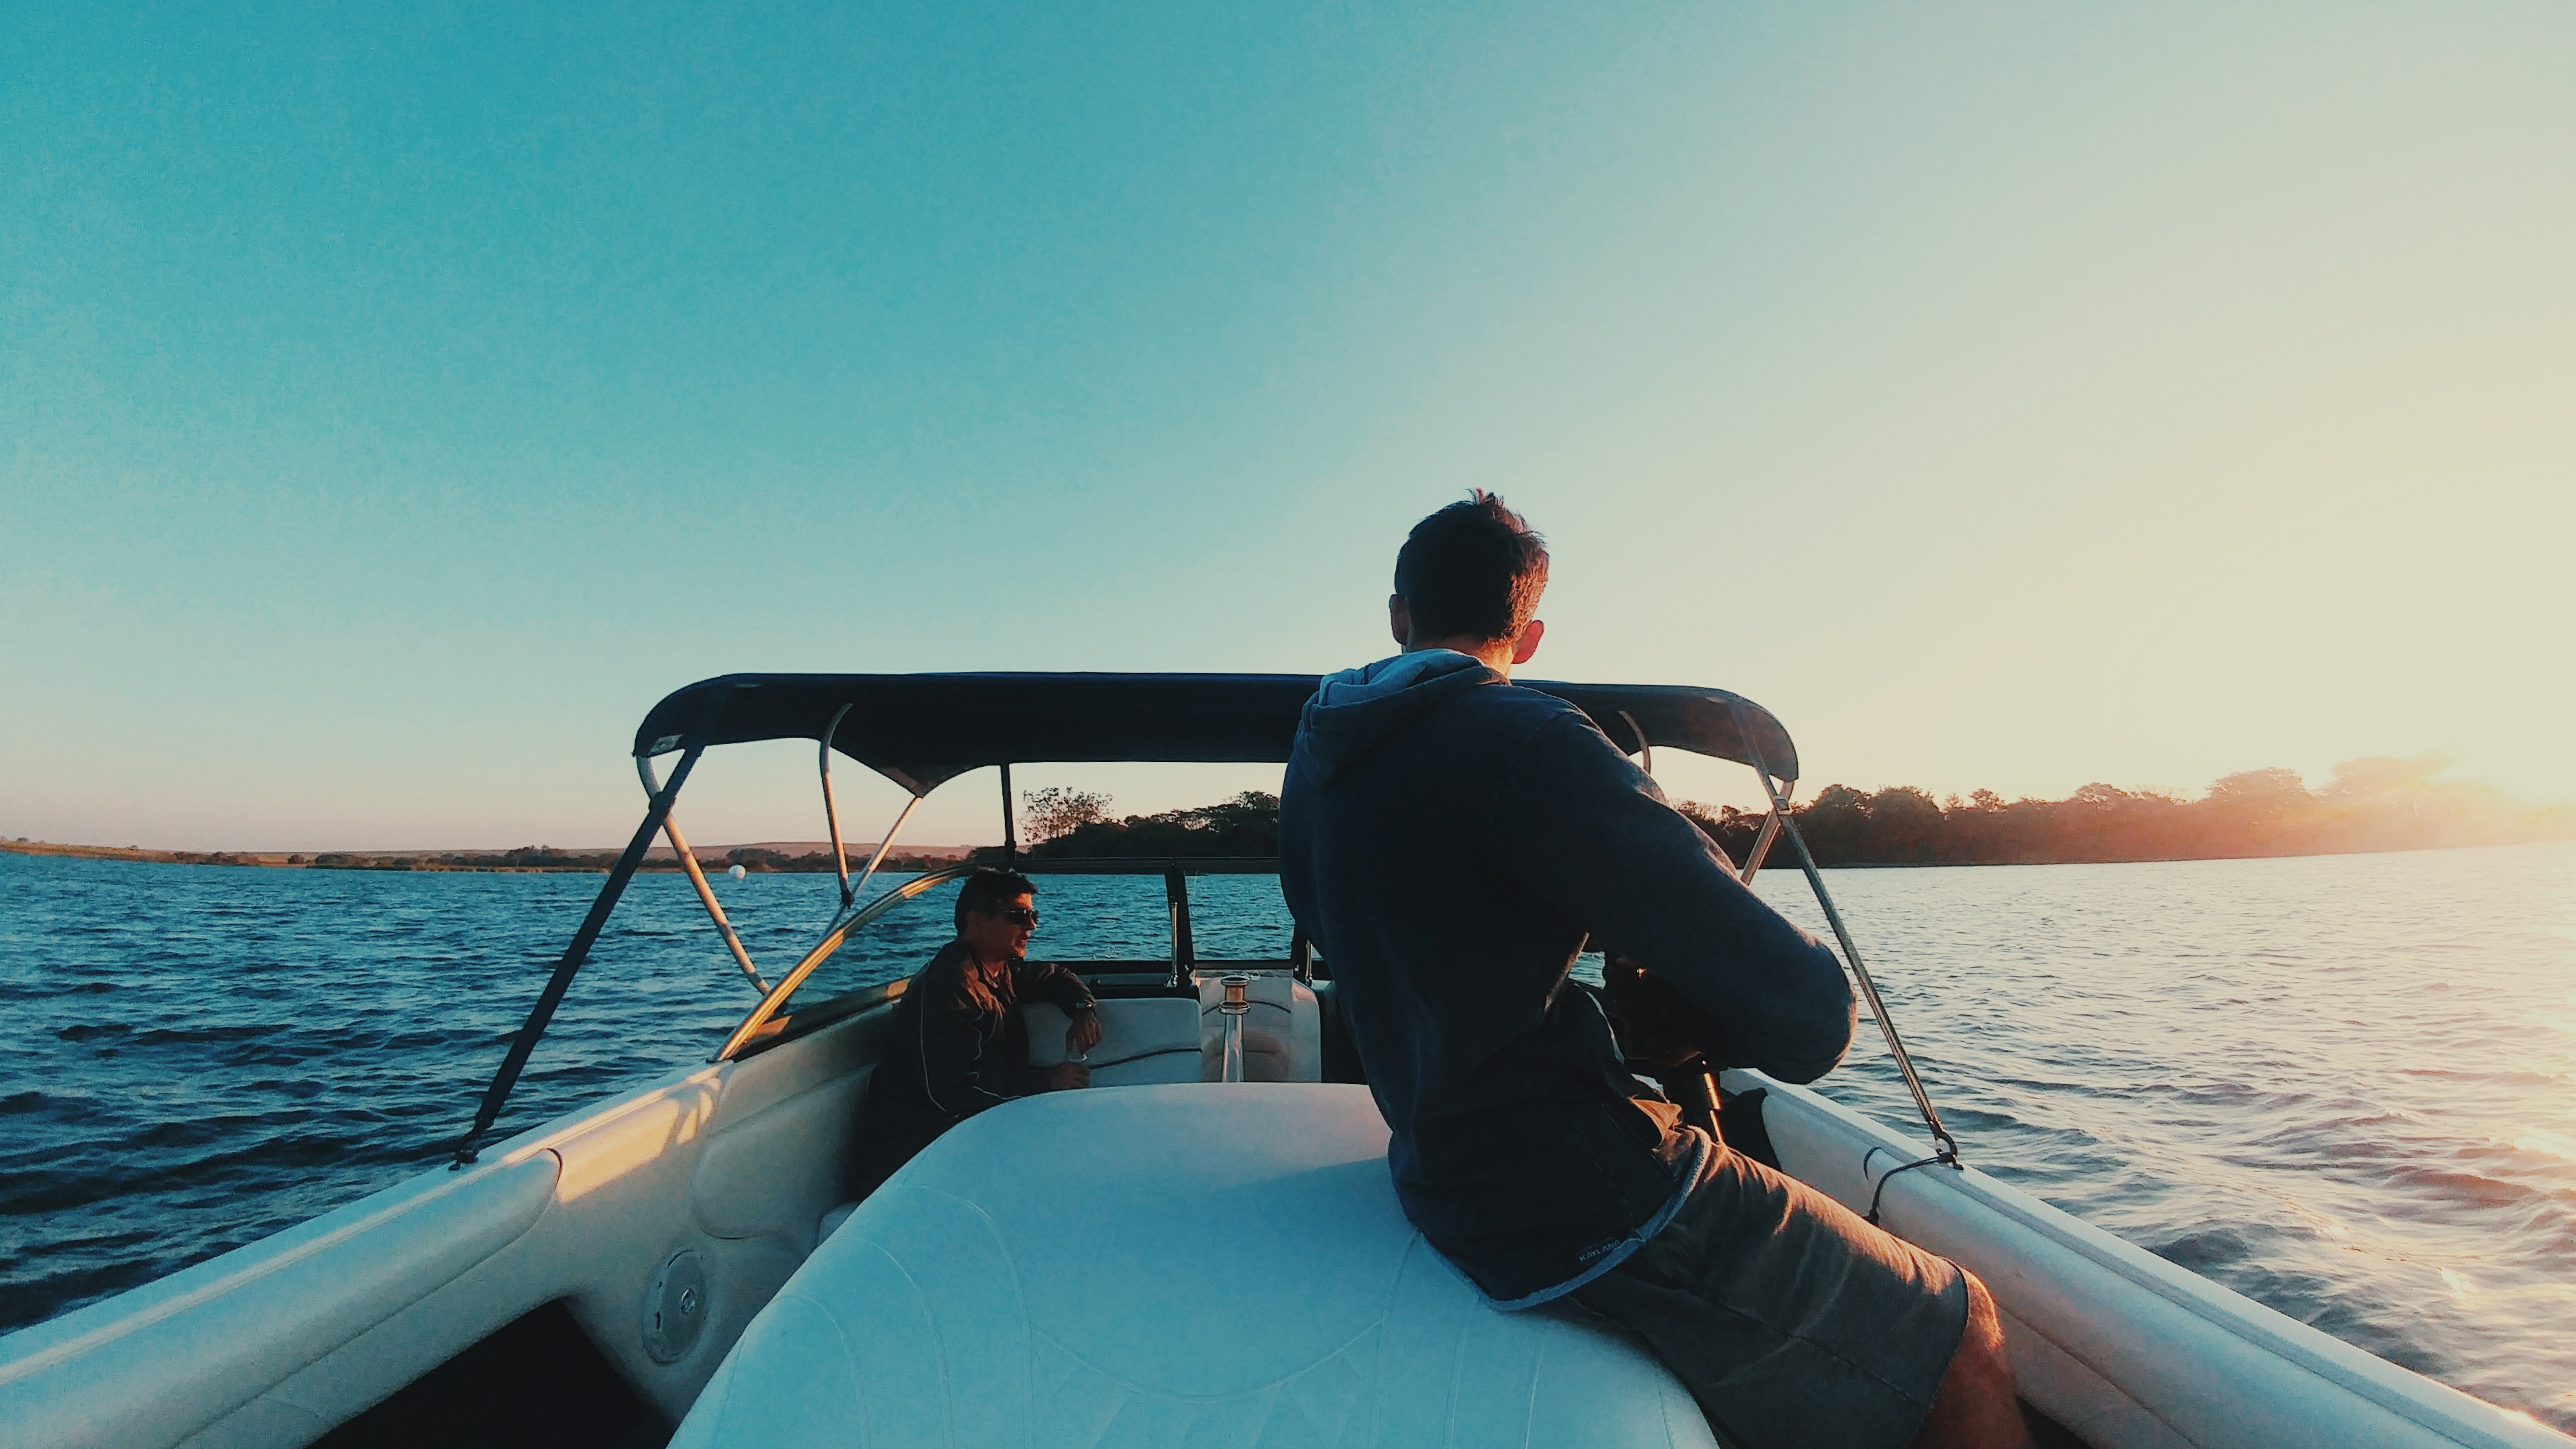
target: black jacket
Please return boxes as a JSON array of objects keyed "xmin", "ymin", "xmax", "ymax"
[
  {"xmin": 851, "ymin": 939, "xmax": 1097, "ymax": 1193},
  {"xmin": 1279, "ymin": 651, "xmax": 1852, "ymax": 1305}
]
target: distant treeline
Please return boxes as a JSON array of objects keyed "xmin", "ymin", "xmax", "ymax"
[
  {"xmin": 305, "ymin": 846, "xmax": 962, "ymax": 874},
  {"xmin": 20, "ymin": 755, "xmax": 2559, "ymax": 876},
  {"xmin": 993, "ymin": 790, "xmax": 1281, "ymax": 861},
  {"xmin": 309, "ymin": 847, "xmax": 629, "ymax": 871},
  {"xmin": 1685, "ymin": 757, "xmax": 2572, "ymax": 866},
  {"xmin": 1006, "ymin": 758, "xmax": 2571, "ymax": 867},
  {"xmin": 0, "ymin": 841, "xmax": 958, "ymax": 874}
]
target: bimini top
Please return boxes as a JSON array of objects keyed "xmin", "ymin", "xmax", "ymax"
[{"xmin": 633, "ymin": 672, "xmax": 1799, "ymax": 796}]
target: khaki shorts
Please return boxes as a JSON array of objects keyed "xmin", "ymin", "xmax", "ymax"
[{"xmin": 1566, "ymin": 1132, "xmax": 1968, "ymax": 1449}]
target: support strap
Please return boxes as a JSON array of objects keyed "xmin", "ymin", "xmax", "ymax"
[
  {"xmin": 1728, "ymin": 703, "xmax": 1961, "ymax": 1170},
  {"xmin": 451, "ymin": 685, "xmax": 733, "ymax": 1167},
  {"xmin": 1864, "ymin": 1150, "xmax": 1949, "ymax": 1226}
]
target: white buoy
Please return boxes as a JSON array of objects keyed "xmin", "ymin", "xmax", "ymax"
[{"xmin": 727, "ymin": 863, "xmax": 747, "ymax": 881}]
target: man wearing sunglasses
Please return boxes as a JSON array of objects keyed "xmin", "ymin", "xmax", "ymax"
[{"xmin": 849, "ymin": 868, "xmax": 1103, "ymax": 1199}]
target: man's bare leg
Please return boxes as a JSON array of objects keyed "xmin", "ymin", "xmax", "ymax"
[{"xmin": 1910, "ymin": 1272, "xmax": 2034, "ymax": 1449}]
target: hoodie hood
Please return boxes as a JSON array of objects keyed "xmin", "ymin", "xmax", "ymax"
[{"xmin": 1295, "ymin": 650, "xmax": 1499, "ymax": 780}]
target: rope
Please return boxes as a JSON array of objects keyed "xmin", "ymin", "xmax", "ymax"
[{"xmin": 1865, "ymin": 1152, "xmax": 1952, "ymax": 1226}]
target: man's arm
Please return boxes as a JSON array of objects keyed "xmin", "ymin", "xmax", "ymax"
[
  {"xmin": 1495, "ymin": 710, "xmax": 1854, "ymax": 1083},
  {"xmin": 1020, "ymin": 959, "xmax": 1100, "ymax": 1016},
  {"xmin": 1020, "ymin": 959, "xmax": 1104, "ymax": 1067}
]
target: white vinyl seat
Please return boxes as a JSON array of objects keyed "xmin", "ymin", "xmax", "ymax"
[
  {"xmin": 681, "ymin": 1084, "xmax": 1719, "ymax": 1449},
  {"xmin": 1025, "ymin": 996, "xmax": 1204, "ymax": 1086},
  {"xmin": 812, "ymin": 997, "xmax": 1221, "ymax": 1249}
]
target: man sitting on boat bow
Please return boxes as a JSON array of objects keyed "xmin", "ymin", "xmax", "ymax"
[
  {"xmin": 1279, "ymin": 494, "xmax": 2029, "ymax": 1449},
  {"xmin": 848, "ymin": 868, "xmax": 1101, "ymax": 1199}
]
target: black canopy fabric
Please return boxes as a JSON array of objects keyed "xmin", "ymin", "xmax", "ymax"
[{"xmin": 631, "ymin": 672, "xmax": 1800, "ymax": 796}]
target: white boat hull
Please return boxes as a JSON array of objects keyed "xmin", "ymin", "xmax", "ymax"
[
  {"xmin": 3, "ymin": 997, "xmax": 2563, "ymax": 1449},
  {"xmin": 1733, "ymin": 1069, "xmax": 2565, "ymax": 1449}
]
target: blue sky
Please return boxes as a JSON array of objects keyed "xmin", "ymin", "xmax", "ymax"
[{"xmin": 6, "ymin": 2, "xmax": 2571, "ymax": 850}]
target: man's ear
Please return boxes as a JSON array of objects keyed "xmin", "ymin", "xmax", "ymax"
[
  {"xmin": 1509, "ymin": 618, "xmax": 1545, "ymax": 666},
  {"xmin": 1388, "ymin": 594, "xmax": 1411, "ymax": 649}
]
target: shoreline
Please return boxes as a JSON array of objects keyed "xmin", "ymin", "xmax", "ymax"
[
  {"xmin": 0, "ymin": 839, "xmax": 975, "ymax": 875},
  {"xmin": 5, "ymin": 835, "xmax": 2563, "ymax": 875}
]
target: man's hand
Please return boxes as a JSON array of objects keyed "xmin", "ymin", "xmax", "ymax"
[
  {"xmin": 1600, "ymin": 952, "xmax": 1726, "ymax": 1072},
  {"xmin": 1065, "ymin": 1006, "xmax": 1104, "ymax": 1058},
  {"xmin": 1043, "ymin": 1061, "xmax": 1091, "ymax": 1091}
]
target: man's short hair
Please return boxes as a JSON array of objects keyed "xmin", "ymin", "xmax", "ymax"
[
  {"xmin": 955, "ymin": 867, "xmax": 1036, "ymax": 931},
  {"xmin": 1393, "ymin": 492, "xmax": 1550, "ymax": 644}
]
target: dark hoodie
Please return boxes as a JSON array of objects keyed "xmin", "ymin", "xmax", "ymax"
[{"xmin": 1280, "ymin": 651, "xmax": 1853, "ymax": 1306}]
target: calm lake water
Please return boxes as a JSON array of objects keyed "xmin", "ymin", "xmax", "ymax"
[{"xmin": 4, "ymin": 843, "xmax": 2572, "ymax": 1430}]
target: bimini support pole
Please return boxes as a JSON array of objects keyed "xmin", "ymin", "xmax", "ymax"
[
  {"xmin": 847, "ymin": 794, "xmax": 922, "ymax": 908},
  {"xmin": 1727, "ymin": 703, "xmax": 1960, "ymax": 1173},
  {"xmin": 1615, "ymin": 709, "xmax": 1655, "ymax": 777},
  {"xmin": 453, "ymin": 684, "xmax": 734, "ymax": 1167},
  {"xmin": 1165, "ymin": 870, "xmax": 1194, "ymax": 989},
  {"xmin": 1623, "ymin": 704, "xmax": 1785, "ymax": 883},
  {"xmin": 639, "ymin": 757, "xmax": 770, "ymax": 997},
  {"xmin": 1739, "ymin": 797, "xmax": 1788, "ymax": 885},
  {"xmin": 820, "ymin": 702, "xmax": 856, "ymax": 911},
  {"xmin": 1000, "ymin": 763, "xmax": 1018, "ymax": 865}
]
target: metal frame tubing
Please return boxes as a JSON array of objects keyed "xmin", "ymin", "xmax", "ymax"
[
  {"xmin": 1738, "ymin": 805, "xmax": 1786, "ymax": 885},
  {"xmin": 820, "ymin": 702, "xmax": 856, "ymax": 910},
  {"xmin": 638, "ymin": 757, "xmax": 770, "ymax": 997},
  {"xmin": 1616, "ymin": 709, "xmax": 1655, "ymax": 776},
  {"xmin": 452, "ymin": 685, "xmax": 734, "ymax": 1167},
  {"xmin": 1727, "ymin": 704, "xmax": 1960, "ymax": 1166},
  {"xmin": 1165, "ymin": 870, "xmax": 1195, "ymax": 989},
  {"xmin": 1000, "ymin": 763, "xmax": 1018, "ymax": 865}
]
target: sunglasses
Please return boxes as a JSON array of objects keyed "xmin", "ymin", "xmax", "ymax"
[{"xmin": 985, "ymin": 906, "xmax": 1040, "ymax": 928}]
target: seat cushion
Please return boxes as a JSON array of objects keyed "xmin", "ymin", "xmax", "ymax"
[
  {"xmin": 673, "ymin": 1084, "xmax": 1719, "ymax": 1449},
  {"xmin": 1026, "ymin": 997, "xmax": 1205, "ymax": 1085}
]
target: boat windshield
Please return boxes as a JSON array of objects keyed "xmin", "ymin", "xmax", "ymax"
[
  {"xmin": 724, "ymin": 859, "xmax": 1296, "ymax": 1060},
  {"xmin": 760, "ymin": 880, "xmax": 955, "ymax": 1018}
]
